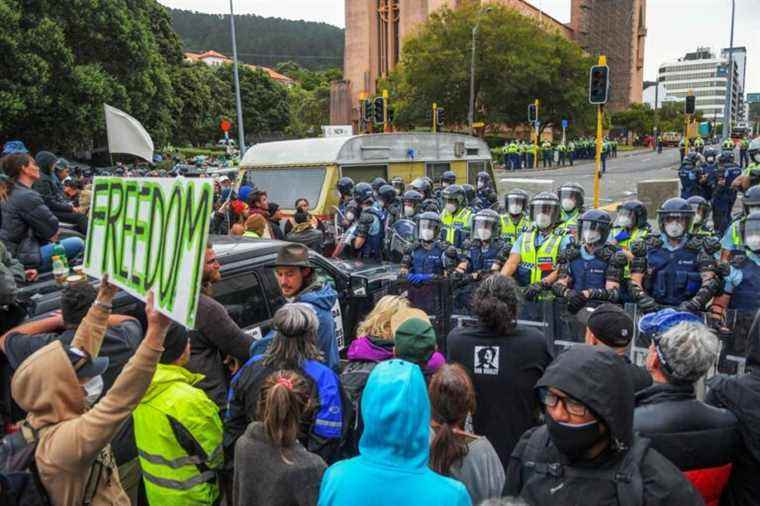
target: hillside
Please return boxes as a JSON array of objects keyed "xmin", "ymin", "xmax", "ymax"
[{"xmin": 168, "ymin": 8, "xmax": 344, "ymax": 70}]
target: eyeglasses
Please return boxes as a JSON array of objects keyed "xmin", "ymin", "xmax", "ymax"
[{"xmin": 540, "ymin": 389, "xmax": 589, "ymax": 417}]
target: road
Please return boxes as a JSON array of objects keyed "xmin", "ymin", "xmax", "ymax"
[{"xmin": 496, "ymin": 147, "xmax": 681, "ymax": 212}]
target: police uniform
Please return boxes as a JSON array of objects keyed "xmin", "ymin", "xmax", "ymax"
[
  {"xmin": 354, "ymin": 206, "xmax": 385, "ymax": 261},
  {"xmin": 500, "ymin": 214, "xmax": 531, "ymax": 244},
  {"xmin": 441, "ymin": 208, "xmax": 472, "ymax": 248},
  {"xmin": 554, "ymin": 243, "xmax": 627, "ymax": 311},
  {"xmin": 400, "ymin": 240, "xmax": 449, "ymax": 277},
  {"xmin": 712, "ymin": 161, "xmax": 743, "ymax": 235},
  {"xmin": 723, "ymin": 252, "xmax": 760, "ymax": 312},
  {"xmin": 512, "ymin": 230, "xmax": 572, "ymax": 287}
]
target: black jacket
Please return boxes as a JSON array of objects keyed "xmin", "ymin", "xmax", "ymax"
[
  {"xmin": 0, "ymin": 182, "xmax": 59, "ymax": 267},
  {"xmin": 31, "ymin": 172, "xmax": 74, "ymax": 214},
  {"xmin": 447, "ymin": 322, "xmax": 553, "ymax": 472},
  {"xmin": 506, "ymin": 345, "xmax": 703, "ymax": 505},
  {"xmin": 622, "ymin": 355, "xmax": 653, "ymax": 393},
  {"xmin": 634, "ymin": 382, "xmax": 739, "ymax": 472},
  {"xmin": 285, "ymin": 227, "xmax": 324, "ymax": 252}
]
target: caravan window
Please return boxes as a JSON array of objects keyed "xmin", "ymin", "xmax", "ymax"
[
  {"xmin": 426, "ymin": 162, "xmax": 451, "ymax": 183},
  {"xmin": 340, "ymin": 165, "xmax": 388, "ymax": 183},
  {"xmin": 243, "ymin": 167, "xmax": 325, "ymax": 209}
]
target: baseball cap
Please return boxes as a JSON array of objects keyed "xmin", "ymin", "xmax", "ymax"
[
  {"xmin": 393, "ymin": 309, "xmax": 436, "ymax": 365},
  {"xmin": 160, "ymin": 324, "xmax": 189, "ymax": 364},
  {"xmin": 577, "ymin": 304, "xmax": 634, "ymax": 348}
]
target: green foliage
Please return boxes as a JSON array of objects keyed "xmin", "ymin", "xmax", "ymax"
[
  {"xmin": 384, "ymin": 4, "xmax": 595, "ymax": 134},
  {"xmin": 168, "ymin": 9, "xmax": 343, "ymax": 70},
  {"xmin": 611, "ymin": 101, "xmax": 704, "ymax": 136},
  {"xmin": 276, "ymin": 63, "xmax": 336, "ymax": 137},
  {"xmin": 749, "ymin": 102, "xmax": 760, "ymax": 134}
]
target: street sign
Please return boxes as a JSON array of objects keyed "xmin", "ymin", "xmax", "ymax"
[
  {"xmin": 220, "ymin": 118, "xmax": 232, "ymax": 133},
  {"xmin": 561, "ymin": 119, "xmax": 568, "ymax": 129}
]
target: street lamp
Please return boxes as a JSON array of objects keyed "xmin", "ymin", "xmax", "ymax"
[
  {"xmin": 468, "ymin": 6, "xmax": 493, "ymax": 135},
  {"xmin": 229, "ymin": 0, "xmax": 246, "ymax": 156},
  {"xmin": 722, "ymin": 0, "xmax": 736, "ymax": 140}
]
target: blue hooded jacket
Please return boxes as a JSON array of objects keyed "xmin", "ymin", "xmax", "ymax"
[
  {"xmin": 318, "ymin": 360, "xmax": 470, "ymax": 506},
  {"xmin": 250, "ymin": 282, "xmax": 340, "ymax": 370}
]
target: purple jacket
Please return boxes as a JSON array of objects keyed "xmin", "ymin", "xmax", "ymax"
[{"xmin": 347, "ymin": 335, "xmax": 445, "ymax": 374}]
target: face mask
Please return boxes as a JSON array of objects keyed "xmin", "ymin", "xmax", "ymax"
[
  {"xmin": 582, "ymin": 229, "xmax": 601, "ymax": 245},
  {"xmin": 664, "ymin": 222, "xmax": 685, "ymax": 239},
  {"xmin": 419, "ymin": 229, "xmax": 434, "ymax": 241},
  {"xmin": 746, "ymin": 234, "xmax": 760, "ymax": 252},
  {"xmin": 404, "ymin": 205, "xmax": 415, "ymax": 217},
  {"xmin": 345, "ymin": 212, "xmax": 355, "ymax": 222},
  {"xmin": 535, "ymin": 213, "xmax": 552, "ymax": 229},
  {"xmin": 616, "ymin": 215, "xmax": 632, "ymax": 228},
  {"xmin": 546, "ymin": 417, "xmax": 603, "ymax": 461},
  {"xmin": 561, "ymin": 198, "xmax": 576, "ymax": 212},
  {"xmin": 693, "ymin": 213, "xmax": 703, "ymax": 225},
  {"xmin": 509, "ymin": 203, "xmax": 523, "ymax": 215},
  {"xmin": 476, "ymin": 228, "xmax": 492, "ymax": 241},
  {"xmin": 83, "ymin": 375, "xmax": 104, "ymax": 407},
  {"xmin": 445, "ymin": 203, "xmax": 457, "ymax": 213}
]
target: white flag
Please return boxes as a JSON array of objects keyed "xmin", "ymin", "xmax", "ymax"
[{"xmin": 104, "ymin": 104, "xmax": 154, "ymax": 162}]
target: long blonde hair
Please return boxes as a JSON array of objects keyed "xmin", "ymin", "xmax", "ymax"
[{"xmin": 356, "ymin": 295, "xmax": 410, "ymax": 340}]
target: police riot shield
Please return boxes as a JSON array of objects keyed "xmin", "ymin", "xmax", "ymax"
[
  {"xmin": 719, "ymin": 309, "xmax": 756, "ymax": 376},
  {"xmin": 387, "ymin": 219, "xmax": 416, "ymax": 263}
]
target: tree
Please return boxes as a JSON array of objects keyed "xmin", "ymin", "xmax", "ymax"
[
  {"xmin": 169, "ymin": 63, "xmax": 227, "ymax": 146},
  {"xmin": 611, "ymin": 103, "xmax": 654, "ymax": 136},
  {"xmin": 749, "ymin": 102, "xmax": 760, "ymax": 135},
  {"xmin": 384, "ymin": 3, "xmax": 595, "ymax": 134}
]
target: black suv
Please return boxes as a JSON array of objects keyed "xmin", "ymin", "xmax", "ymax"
[{"xmin": 19, "ymin": 237, "xmax": 401, "ymax": 349}]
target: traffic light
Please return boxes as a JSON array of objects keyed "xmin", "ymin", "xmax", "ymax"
[
  {"xmin": 685, "ymin": 95, "xmax": 696, "ymax": 115},
  {"xmin": 528, "ymin": 103, "xmax": 537, "ymax": 123},
  {"xmin": 588, "ymin": 65, "xmax": 610, "ymax": 105},
  {"xmin": 436, "ymin": 108, "xmax": 445, "ymax": 128},
  {"xmin": 373, "ymin": 97, "xmax": 385, "ymax": 125},
  {"xmin": 362, "ymin": 99, "xmax": 373, "ymax": 123}
]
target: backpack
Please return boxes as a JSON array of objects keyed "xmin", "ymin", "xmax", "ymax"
[
  {"xmin": 0, "ymin": 422, "xmax": 50, "ymax": 506},
  {"xmin": 520, "ymin": 427, "xmax": 651, "ymax": 506}
]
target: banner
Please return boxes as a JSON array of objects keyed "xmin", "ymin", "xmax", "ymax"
[
  {"xmin": 84, "ymin": 177, "xmax": 214, "ymax": 328},
  {"xmin": 104, "ymin": 104, "xmax": 155, "ymax": 162}
]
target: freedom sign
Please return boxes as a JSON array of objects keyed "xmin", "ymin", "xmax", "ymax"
[{"xmin": 84, "ymin": 177, "xmax": 214, "ymax": 328}]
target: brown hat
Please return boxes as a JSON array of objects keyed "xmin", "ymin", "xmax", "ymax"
[{"xmin": 274, "ymin": 243, "xmax": 312, "ymax": 268}]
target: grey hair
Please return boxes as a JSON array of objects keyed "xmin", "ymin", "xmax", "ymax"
[
  {"xmin": 479, "ymin": 498, "xmax": 530, "ymax": 506},
  {"xmin": 273, "ymin": 303, "xmax": 318, "ymax": 339},
  {"xmin": 263, "ymin": 303, "xmax": 323, "ymax": 368},
  {"xmin": 658, "ymin": 321, "xmax": 719, "ymax": 384}
]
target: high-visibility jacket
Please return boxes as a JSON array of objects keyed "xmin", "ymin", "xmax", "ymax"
[
  {"xmin": 500, "ymin": 214, "xmax": 531, "ymax": 243},
  {"xmin": 610, "ymin": 226, "xmax": 649, "ymax": 251},
  {"xmin": 517, "ymin": 230, "xmax": 563, "ymax": 285},
  {"xmin": 441, "ymin": 207, "xmax": 472, "ymax": 246},
  {"xmin": 541, "ymin": 142, "xmax": 553, "ymax": 153},
  {"xmin": 556, "ymin": 210, "xmax": 580, "ymax": 236},
  {"xmin": 243, "ymin": 231, "xmax": 261, "ymax": 239},
  {"xmin": 133, "ymin": 364, "xmax": 223, "ymax": 506},
  {"xmin": 507, "ymin": 143, "xmax": 519, "ymax": 154}
]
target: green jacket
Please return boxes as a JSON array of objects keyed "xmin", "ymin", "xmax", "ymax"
[{"xmin": 133, "ymin": 364, "xmax": 223, "ymax": 506}]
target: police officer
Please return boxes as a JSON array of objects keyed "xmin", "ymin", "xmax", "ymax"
[
  {"xmin": 435, "ymin": 170, "xmax": 457, "ymax": 207},
  {"xmin": 720, "ymin": 185, "xmax": 760, "ymax": 261},
  {"xmin": 370, "ymin": 177, "xmax": 388, "ymax": 198},
  {"xmin": 609, "ymin": 200, "xmax": 650, "ymax": 250},
  {"xmin": 500, "ymin": 192, "xmax": 573, "ymax": 300},
  {"xmin": 553, "ymin": 209, "xmax": 627, "ymax": 313},
  {"xmin": 629, "ymin": 197, "xmax": 723, "ymax": 313},
  {"xmin": 722, "ymin": 137, "xmax": 736, "ymax": 155},
  {"xmin": 390, "ymin": 176, "xmax": 405, "ymax": 195},
  {"xmin": 336, "ymin": 176, "xmax": 355, "ymax": 222},
  {"xmin": 475, "ymin": 171, "xmax": 497, "ymax": 209},
  {"xmin": 556, "ymin": 182, "xmax": 585, "ymax": 237},
  {"xmin": 687, "ymin": 195, "xmax": 715, "ymax": 237},
  {"xmin": 557, "ymin": 142, "xmax": 567, "ymax": 166},
  {"xmin": 567, "ymin": 139, "xmax": 575, "ymax": 166},
  {"xmin": 698, "ymin": 147, "xmax": 719, "ymax": 201},
  {"xmin": 401, "ymin": 189, "xmax": 424, "ymax": 220},
  {"xmin": 678, "ymin": 152, "xmax": 704, "ymax": 199},
  {"xmin": 350, "ymin": 182, "xmax": 385, "ymax": 262},
  {"xmin": 376, "ymin": 184, "xmax": 401, "ymax": 227},
  {"xmin": 460, "ymin": 209, "xmax": 511, "ymax": 276},
  {"xmin": 399, "ymin": 212, "xmax": 453, "ymax": 285},
  {"xmin": 461, "ymin": 184, "xmax": 478, "ymax": 213},
  {"xmin": 739, "ymin": 136, "xmax": 750, "ymax": 168},
  {"xmin": 440, "ymin": 184, "xmax": 472, "ymax": 249},
  {"xmin": 541, "ymin": 140, "xmax": 553, "ymax": 168},
  {"xmin": 678, "ymin": 137, "xmax": 686, "ymax": 163},
  {"xmin": 712, "ymin": 211, "xmax": 760, "ymax": 319},
  {"xmin": 694, "ymin": 135, "xmax": 705, "ymax": 154},
  {"xmin": 500, "ymin": 189, "xmax": 531, "ymax": 244},
  {"xmin": 712, "ymin": 151, "xmax": 743, "ymax": 235},
  {"xmin": 409, "ymin": 177, "xmax": 432, "ymax": 201}
]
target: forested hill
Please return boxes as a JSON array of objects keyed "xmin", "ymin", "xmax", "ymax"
[{"xmin": 168, "ymin": 9, "xmax": 344, "ymax": 70}]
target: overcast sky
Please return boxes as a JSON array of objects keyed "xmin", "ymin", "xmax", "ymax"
[{"xmin": 160, "ymin": 0, "xmax": 759, "ymax": 92}]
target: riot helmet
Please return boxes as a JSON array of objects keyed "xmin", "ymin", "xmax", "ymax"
[
  {"xmin": 441, "ymin": 171, "xmax": 457, "ymax": 187},
  {"xmin": 337, "ymin": 176, "xmax": 354, "ymax": 197},
  {"xmin": 476, "ymin": 171, "xmax": 492, "ymax": 191},
  {"xmin": 657, "ymin": 197, "xmax": 694, "ymax": 239},
  {"xmin": 578, "ymin": 209, "xmax": 612, "ymax": 247},
  {"xmin": 505, "ymin": 189, "xmax": 530, "ymax": 217},
  {"xmin": 703, "ymin": 147, "xmax": 719, "ymax": 165},
  {"xmin": 741, "ymin": 211, "xmax": 760, "ymax": 254},
  {"xmin": 529, "ymin": 192, "xmax": 560, "ymax": 230},
  {"xmin": 391, "ymin": 176, "xmax": 405, "ymax": 194},
  {"xmin": 718, "ymin": 151, "xmax": 735, "ymax": 164},
  {"xmin": 749, "ymin": 137, "xmax": 760, "ymax": 164},
  {"xmin": 353, "ymin": 182, "xmax": 374, "ymax": 205},
  {"xmin": 410, "ymin": 177, "xmax": 432, "ymax": 199},
  {"xmin": 615, "ymin": 200, "xmax": 648, "ymax": 229},
  {"xmin": 377, "ymin": 184, "xmax": 397, "ymax": 207},
  {"xmin": 461, "ymin": 184, "xmax": 476, "ymax": 206},
  {"xmin": 371, "ymin": 177, "xmax": 388, "ymax": 194},
  {"xmin": 417, "ymin": 211, "xmax": 441, "ymax": 242},
  {"xmin": 686, "ymin": 196, "xmax": 711, "ymax": 226},
  {"xmin": 421, "ymin": 198, "xmax": 440, "ymax": 213},
  {"xmin": 402, "ymin": 190, "xmax": 423, "ymax": 217},
  {"xmin": 442, "ymin": 184, "xmax": 465, "ymax": 213},
  {"xmin": 557, "ymin": 183, "xmax": 585, "ymax": 214},
  {"xmin": 472, "ymin": 209, "xmax": 500, "ymax": 242},
  {"xmin": 685, "ymin": 151, "xmax": 703, "ymax": 167},
  {"xmin": 743, "ymin": 185, "xmax": 760, "ymax": 216}
]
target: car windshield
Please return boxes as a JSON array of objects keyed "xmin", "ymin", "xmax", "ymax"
[{"xmin": 244, "ymin": 166, "xmax": 325, "ymax": 210}]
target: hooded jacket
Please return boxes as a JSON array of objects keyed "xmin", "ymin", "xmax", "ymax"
[
  {"xmin": 318, "ymin": 359, "xmax": 470, "ymax": 506},
  {"xmin": 0, "ymin": 182, "xmax": 59, "ymax": 266},
  {"xmin": 705, "ymin": 319, "xmax": 760, "ymax": 506},
  {"xmin": 31, "ymin": 154, "xmax": 74, "ymax": 215},
  {"xmin": 506, "ymin": 345, "xmax": 703, "ymax": 506},
  {"xmin": 10, "ymin": 304, "xmax": 164, "ymax": 506}
]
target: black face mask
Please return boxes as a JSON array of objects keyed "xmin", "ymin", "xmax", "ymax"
[{"xmin": 546, "ymin": 416, "xmax": 604, "ymax": 461}]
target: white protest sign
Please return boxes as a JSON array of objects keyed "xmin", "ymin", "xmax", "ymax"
[
  {"xmin": 84, "ymin": 177, "xmax": 214, "ymax": 328},
  {"xmin": 322, "ymin": 125, "xmax": 353, "ymax": 137}
]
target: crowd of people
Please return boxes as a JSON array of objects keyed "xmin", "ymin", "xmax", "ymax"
[
  {"xmin": 2, "ymin": 134, "xmax": 760, "ymax": 505},
  {"xmin": 494, "ymin": 137, "xmax": 619, "ymax": 171}
]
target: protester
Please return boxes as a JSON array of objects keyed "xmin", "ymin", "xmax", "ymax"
[
  {"xmin": 225, "ymin": 303, "xmax": 348, "ymax": 466},
  {"xmin": 577, "ymin": 303, "xmax": 652, "ymax": 392},
  {"xmin": 0, "ymin": 240, "xmax": 35, "ymax": 333},
  {"xmin": 0, "ymin": 153, "xmax": 84, "ymax": 270},
  {"xmin": 186, "ymin": 243, "xmax": 253, "ymax": 409},
  {"xmin": 31, "ymin": 151, "xmax": 87, "ymax": 234},
  {"xmin": 253, "ymin": 243, "xmax": 340, "ymax": 370},
  {"xmin": 243, "ymin": 213, "xmax": 267, "ymax": 239},
  {"xmin": 391, "ymin": 308, "xmax": 446, "ymax": 381},
  {"xmin": 446, "ymin": 275, "xmax": 553, "ymax": 470},
  {"xmin": 268, "ymin": 202, "xmax": 285, "ymax": 240},
  {"xmin": 634, "ymin": 317, "xmax": 739, "ymax": 505},
  {"xmin": 706, "ymin": 312, "xmax": 760, "ymax": 506},
  {"xmin": 233, "ymin": 370, "xmax": 327, "ymax": 506},
  {"xmin": 247, "ymin": 187, "xmax": 272, "ymax": 238},
  {"xmin": 429, "ymin": 364, "xmax": 505, "ymax": 505},
  {"xmin": 506, "ymin": 345, "xmax": 703, "ymax": 505},
  {"xmin": 133, "ymin": 323, "xmax": 223, "ymax": 506},
  {"xmin": 9, "ymin": 279, "xmax": 172, "ymax": 505},
  {"xmin": 285, "ymin": 209, "xmax": 324, "ymax": 251},
  {"xmin": 285, "ymin": 198, "xmax": 325, "ymax": 235},
  {"xmin": 318, "ymin": 359, "xmax": 470, "ymax": 506}
]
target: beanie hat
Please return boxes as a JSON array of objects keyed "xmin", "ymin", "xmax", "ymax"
[
  {"xmin": 238, "ymin": 185, "xmax": 252, "ymax": 202},
  {"xmin": 394, "ymin": 317, "xmax": 436, "ymax": 365},
  {"xmin": 34, "ymin": 151, "xmax": 58, "ymax": 175},
  {"xmin": 160, "ymin": 324, "xmax": 189, "ymax": 364},
  {"xmin": 2, "ymin": 140, "xmax": 28, "ymax": 156}
]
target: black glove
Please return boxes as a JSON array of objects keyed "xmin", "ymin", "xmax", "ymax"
[
  {"xmin": 523, "ymin": 283, "xmax": 543, "ymax": 301},
  {"xmin": 567, "ymin": 291, "xmax": 587, "ymax": 314},
  {"xmin": 637, "ymin": 295, "xmax": 659, "ymax": 314}
]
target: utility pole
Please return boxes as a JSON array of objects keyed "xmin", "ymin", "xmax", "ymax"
[
  {"xmin": 383, "ymin": 89, "xmax": 390, "ymax": 133},
  {"xmin": 722, "ymin": 0, "xmax": 736, "ymax": 140},
  {"xmin": 432, "ymin": 103, "xmax": 438, "ymax": 133},
  {"xmin": 229, "ymin": 0, "xmax": 245, "ymax": 156},
  {"xmin": 589, "ymin": 55, "xmax": 610, "ymax": 208},
  {"xmin": 534, "ymin": 99, "xmax": 540, "ymax": 169},
  {"xmin": 468, "ymin": 7, "xmax": 492, "ymax": 135}
]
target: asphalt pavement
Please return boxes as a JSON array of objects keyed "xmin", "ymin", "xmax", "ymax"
[{"xmin": 496, "ymin": 147, "xmax": 681, "ymax": 212}]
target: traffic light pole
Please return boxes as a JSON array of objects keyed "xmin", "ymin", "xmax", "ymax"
[
  {"xmin": 534, "ymin": 99, "xmax": 540, "ymax": 169},
  {"xmin": 432, "ymin": 103, "xmax": 438, "ymax": 133},
  {"xmin": 592, "ymin": 55, "xmax": 606, "ymax": 208},
  {"xmin": 383, "ymin": 89, "xmax": 390, "ymax": 133}
]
